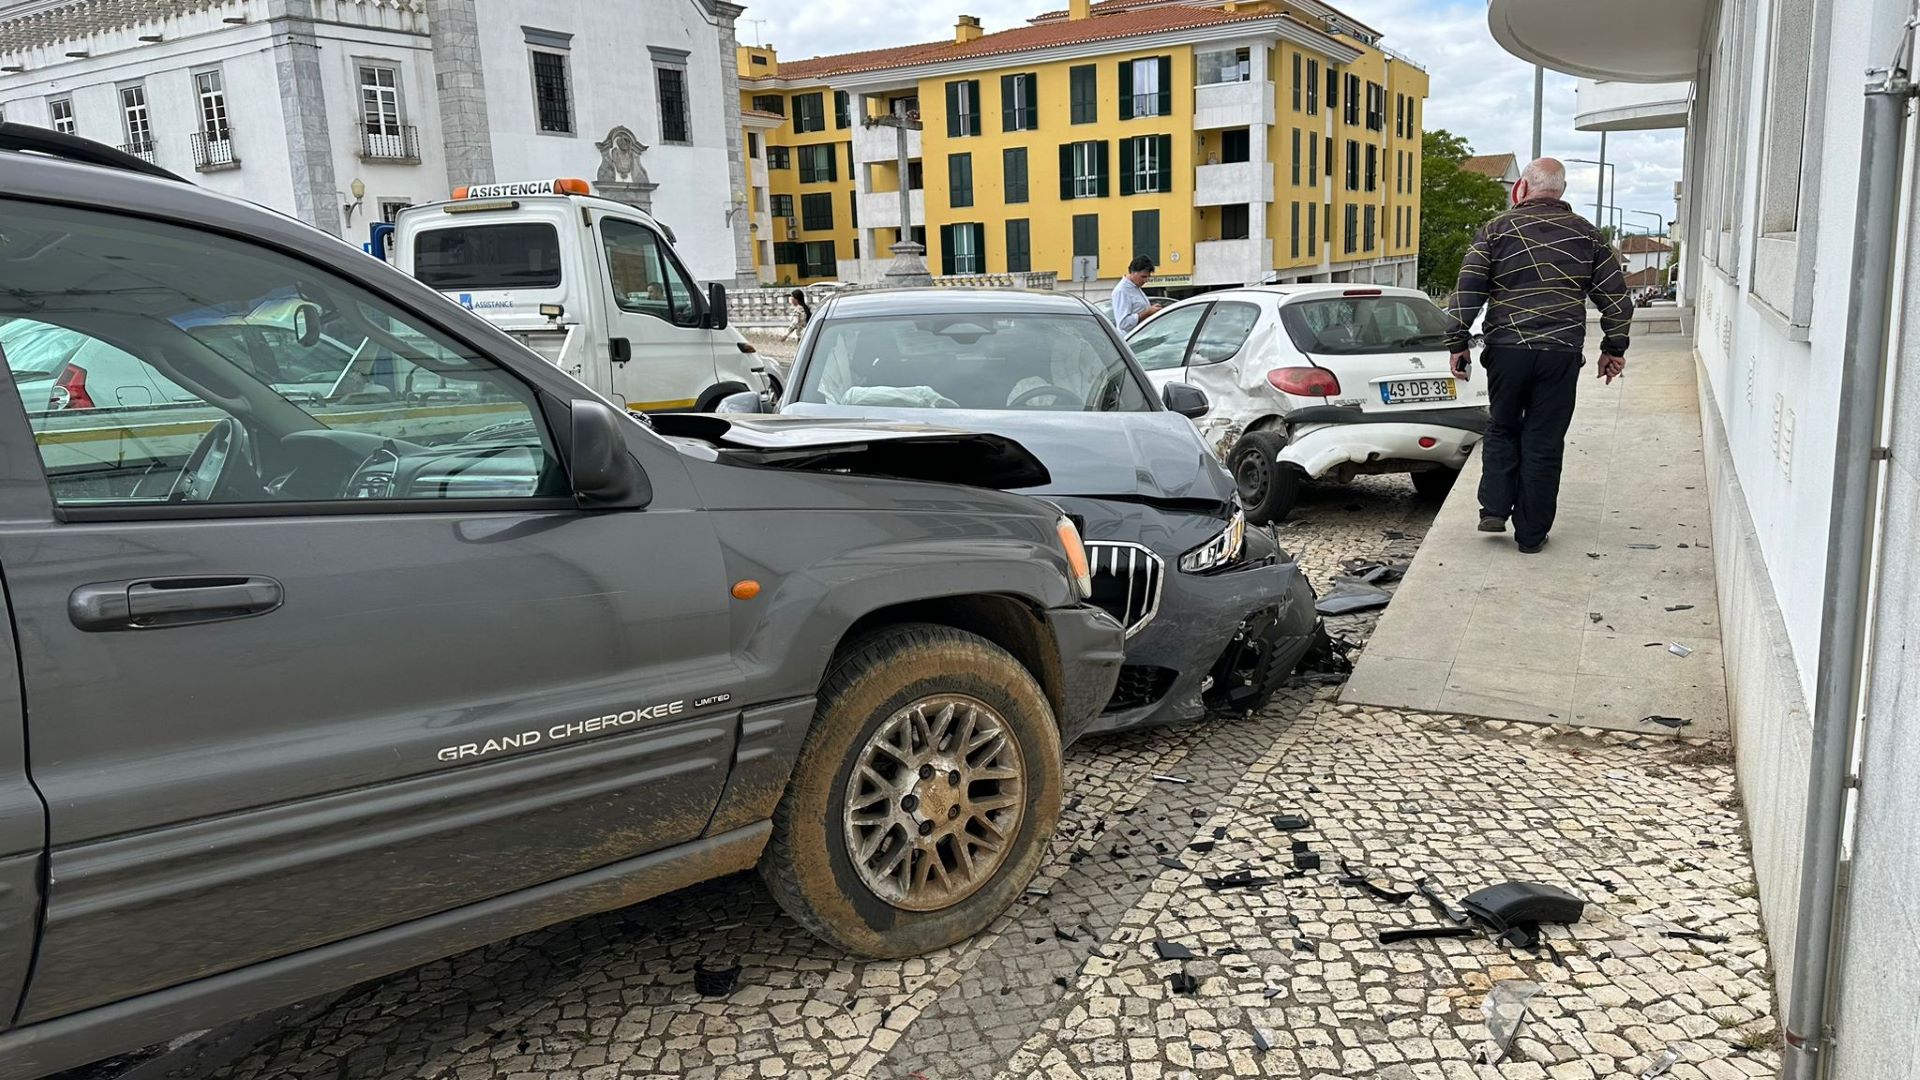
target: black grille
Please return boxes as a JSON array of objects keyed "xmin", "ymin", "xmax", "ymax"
[
  {"xmin": 1106, "ymin": 666, "xmax": 1177, "ymax": 713},
  {"xmin": 1084, "ymin": 541, "xmax": 1164, "ymax": 637}
]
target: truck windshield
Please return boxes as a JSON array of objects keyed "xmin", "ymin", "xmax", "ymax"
[{"xmin": 413, "ymin": 223, "xmax": 562, "ymax": 290}]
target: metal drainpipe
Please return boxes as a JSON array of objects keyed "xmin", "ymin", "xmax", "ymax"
[{"xmin": 1781, "ymin": 16, "xmax": 1917, "ymax": 1079}]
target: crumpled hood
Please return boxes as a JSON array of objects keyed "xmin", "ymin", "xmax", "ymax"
[
  {"xmin": 781, "ymin": 403, "xmax": 1235, "ymax": 509},
  {"xmin": 649, "ymin": 411, "xmax": 1052, "ymax": 489}
]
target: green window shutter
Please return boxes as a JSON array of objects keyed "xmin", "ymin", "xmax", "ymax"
[
  {"xmin": 1118, "ymin": 137, "xmax": 1135, "ymax": 197},
  {"xmin": 1156, "ymin": 134, "xmax": 1173, "ymax": 192},
  {"xmin": 1004, "ymin": 147, "xmax": 1028, "ymax": 203},
  {"xmin": 1094, "ymin": 140, "xmax": 1109, "ymax": 197},
  {"xmin": 967, "ymin": 80, "xmax": 981, "ymax": 135},
  {"xmin": 1117, "ymin": 60, "xmax": 1134, "ymax": 120},
  {"xmin": 1155, "ymin": 57, "xmax": 1172, "ymax": 116},
  {"xmin": 1023, "ymin": 74, "xmax": 1039, "ymax": 129},
  {"xmin": 946, "ymin": 81, "xmax": 962, "ymax": 138},
  {"xmin": 940, "ymin": 224, "xmax": 956, "ymax": 276},
  {"xmin": 1132, "ymin": 209, "xmax": 1159, "ymax": 263},
  {"xmin": 1071, "ymin": 65, "xmax": 1096, "ymax": 124},
  {"xmin": 1060, "ymin": 143, "xmax": 1076, "ymax": 200},
  {"xmin": 826, "ymin": 147, "xmax": 838, "ymax": 183},
  {"xmin": 1001, "ymin": 73, "xmax": 1019, "ymax": 131},
  {"xmin": 971, "ymin": 223, "xmax": 987, "ymax": 271}
]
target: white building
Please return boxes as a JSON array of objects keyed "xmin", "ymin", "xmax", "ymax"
[
  {"xmin": 1493, "ymin": 1, "xmax": 1920, "ymax": 1077},
  {"xmin": 0, "ymin": 0, "xmax": 755, "ymax": 284}
]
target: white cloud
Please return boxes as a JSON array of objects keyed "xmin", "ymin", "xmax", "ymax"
[{"xmin": 737, "ymin": 0, "xmax": 1683, "ymax": 232}]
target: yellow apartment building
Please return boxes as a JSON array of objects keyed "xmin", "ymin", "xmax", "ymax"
[
  {"xmin": 737, "ymin": 45, "xmax": 863, "ymax": 285},
  {"xmin": 737, "ymin": 0, "xmax": 1426, "ymax": 291}
]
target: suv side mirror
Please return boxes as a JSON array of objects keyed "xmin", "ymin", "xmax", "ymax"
[
  {"xmin": 716, "ymin": 390, "xmax": 767, "ymax": 413},
  {"xmin": 706, "ymin": 283, "xmax": 730, "ymax": 330},
  {"xmin": 568, "ymin": 398, "xmax": 650, "ymax": 507},
  {"xmin": 1162, "ymin": 382, "xmax": 1210, "ymax": 419}
]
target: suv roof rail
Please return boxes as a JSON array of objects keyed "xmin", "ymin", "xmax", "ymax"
[{"xmin": 0, "ymin": 122, "xmax": 184, "ymax": 183}]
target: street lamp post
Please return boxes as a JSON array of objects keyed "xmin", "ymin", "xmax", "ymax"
[
  {"xmin": 1628, "ymin": 209, "xmax": 1666, "ymax": 236},
  {"xmin": 1564, "ymin": 157, "xmax": 1615, "ymax": 228}
]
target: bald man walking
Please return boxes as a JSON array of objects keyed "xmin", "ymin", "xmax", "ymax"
[{"xmin": 1444, "ymin": 158, "xmax": 1633, "ymax": 554}]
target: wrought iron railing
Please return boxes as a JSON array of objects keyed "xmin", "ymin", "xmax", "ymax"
[
  {"xmin": 190, "ymin": 129, "xmax": 238, "ymax": 170},
  {"xmin": 358, "ymin": 122, "xmax": 419, "ymax": 162}
]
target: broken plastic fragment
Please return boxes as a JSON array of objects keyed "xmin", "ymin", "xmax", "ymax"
[
  {"xmin": 1252, "ymin": 1026, "xmax": 1276, "ymax": 1052},
  {"xmin": 1641, "ymin": 714, "xmax": 1692, "ymax": 729},
  {"xmin": 1151, "ymin": 773, "xmax": 1191, "ymax": 784},
  {"xmin": 1627, "ymin": 543, "xmax": 1662, "ymax": 550},
  {"xmin": 1640, "ymin": 1047, "xmax": 1681, "ymax": 1078},
  {"xmin": 1153, "ymin": 939, "xmax": 1196, "ymax": 960},
  {"xmin": 1168, "ymin": 971, "xmax": 1200, "ymax": 995},
  {"xmin": 1337, "ymin": 858, "xmax": 1416, "ymax": 903},
  {"xmin": 1416, "ymin": 879, "xmax": 1470, "ymax": 923},
  {"xmin": 1203, "ymin": 869, "xmax": 1274, "ymax": 891},
  {"xmin": 1188, "ymin": 840, "xmax": 1216, "ymax": 854},
  {"xmin": 1379, "ymin": 925, "xmax": 1478, "ymax": 944},
  {"xmin": 1664, "ymin": 604, "xmax": 1695, "ymax": 612},
  {"xmin": 1479, "ymin": 980, "xmax": 1541, "ymax": 1065},
  {"xmin": 1316, "ymin": 580, "xmax": 1393, "ymax": 615},
  {"xmin": 1668, "ymin": 642, "xmax": 1693, "ymax": 657},
  {"xmin": 1663, "ymin": 929, "xmax": 1730, "ymax": 944},
  {"xmin": 693, "ymin": 963, "xmax": 740, "ymax": 997},
  {"xmin": 1271, "ymin": 813, "xmax": 1311, "ymax": 831},
  {"xmin": 1158, "ymin": 855, "xmax": 1190, "ymax": 871}
]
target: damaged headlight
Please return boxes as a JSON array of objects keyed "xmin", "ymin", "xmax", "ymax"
[
  {"xmin": 1180, "ymin": 508, "xmax": 1246, "ymax": 573},
  {"xmin": 1055, "ymin": 515, "xmax": 1094, "ymax": 599}
]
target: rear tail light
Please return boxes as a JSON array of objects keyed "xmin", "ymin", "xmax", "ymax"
[
  {"xmin": 1267, "ymin": 366, "xmax": 1341, "ymax": 397},
  {"xmin": 52, "ymin": 363, "xmax": 93, "ymax": 410}
]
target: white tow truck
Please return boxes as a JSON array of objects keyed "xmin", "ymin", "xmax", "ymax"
[{"xmin": 393, "ymin": 178, "xmax": 769, "ymax": 412}]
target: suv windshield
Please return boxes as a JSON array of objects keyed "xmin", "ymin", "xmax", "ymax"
[
  {"xmin": 797, "ymin": 312, "xmax": 1152, "ymax": 412},
  {"xmin": 1280, "ymin": 295, "xmax": 1453, "ymax": 355},
  {"xmin": 413, "ymin": 223, "xmax": 563, "ymax": 289}
]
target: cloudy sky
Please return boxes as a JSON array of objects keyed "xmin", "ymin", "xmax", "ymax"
[{"xmin": 736, "ymin": 0, "xmax": 1682, "ymax": 232}]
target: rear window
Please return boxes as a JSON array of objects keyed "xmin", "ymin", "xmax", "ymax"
[
  {"xmin": 412, "ymin": 223, "xmax": 562, "ymax": 290},
  {"xmin": 1280, "ymin": 295, "xmax": 1452, "ymax": 355}
]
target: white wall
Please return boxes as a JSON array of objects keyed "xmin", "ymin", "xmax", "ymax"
[
  {"xmin": 313, "ymin": 23, "xmax": 449, "ymax": 232},
  {"xmin": 471, "ymin": 0, "xmax": 741, "ymax": 282}
]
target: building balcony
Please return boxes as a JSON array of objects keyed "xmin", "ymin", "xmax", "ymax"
[
  {"xmin": 1488, "ymin": 0, "xmax": 1710, "ymax": 82},
  {"xmin": 853, "ymin": 121, "xmax": 920, "ymax": 166},
  {"xmin": 1194, "ymin": 161, "xmax": 1273, "ymax": 207},
  {"xmin": 857, "ymin": 188, "xmax": 925, "ymax": 231},
  {"xmin": 359, "ymin": 122, "xmax": 420, "ymax": 164},
  {"xmin": 1193, "ymin": 238, "xmax": 1272, "ymax": 287},
  {"xmin": 1193, "ymin": 80, "xmax": 1275, "ymax": 131},
  {"xmin": 190, "ymin": 129, "xmax": 239, "ymax": 172},
  {"xmin": 1575, "ymin": 79, "xmax": 1691, "ymax": 132},
  {"xmin": 118, "ymin": 139, "xmax": 156, "ymax": 165}
]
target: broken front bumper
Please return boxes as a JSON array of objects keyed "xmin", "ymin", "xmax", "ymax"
[
  {"xmin": 1279, "ymin": 405, "xmax": 1491, "ymax": 478},
  {"xmin": 1046, "ymin": 603, "xmax": 1130, "ymax": 746}
]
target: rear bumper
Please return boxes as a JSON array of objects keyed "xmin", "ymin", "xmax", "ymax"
[
  {"xmin": 1045, "ymin": 604, "xmax": 1128, "ymax": 746},
  {"xmin": 1279, "ymin": 407, "xmax": 1490, "ymax": 478}
]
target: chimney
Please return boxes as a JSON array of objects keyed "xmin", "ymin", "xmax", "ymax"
[
  {"xmin": 1069, "ymin": 0, "xmax": 1091, "ymax": 18},
  {"xmin": 955, "ymin": 14, "xmax": 983, "ymax": 42}
]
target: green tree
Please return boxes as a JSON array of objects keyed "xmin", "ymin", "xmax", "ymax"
[{"xmin": 1419, "ymin": 130, "xmax": 1510, "ymax": 295}]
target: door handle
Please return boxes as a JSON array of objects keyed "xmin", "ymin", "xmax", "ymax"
[{"xmin": 70, "ymin": 576, "xmax": 284, "ymax": 632}]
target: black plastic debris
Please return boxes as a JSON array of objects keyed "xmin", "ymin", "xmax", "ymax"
[
  {"xmin": 1338, "ymin": 557, "xmax": 1409, "ymax": 584},
  {"xmin": 1169, "ymin": 971, "xmax": 1200, "ymax": 995},
  {"xmin": 1641, "ymin": 714, "xmax": 1692, "ymax": 729},
  {"xmin": 1292, "ymin": 629, "xmax": 1357, "ymax": 685},
  {"xmin": 1152, "ymin": 773, "xmax": 1192, "ymax": 784},
  {"xmin": 1188, "ymin": 840, "xmax": 1217, "ymax": 854},
  {"xmin": 1416, "ymin": 879, "xmax": 1470, "ymax": 923},
  {"xmin": 1383, "ymin": 529, "xmax": 1409, "ymax": 540},
  {"xmin": 1337, "ymin": 858, "xmax": 1416, "ymax": 903},
  {"xmin": 1292, "ymin": 843, "xmax": 1322, "ymax": 872},
  {"xmin": 1054, "ymin": 927, "xmax": 1079, "ymax": 942},
  {"xmin": 1069, "ymin": 851, "xmax": 1088, "ymax": 864},
  {"xmin": 1252, "ymin": 1026, "xmax": 1276, "ymax": 1052},
  {"xmin": 1587, "ymin": 552, "xmax": 1604, "ymax": 559},
  {"xmin": 1055, "ymin": 976, "xmax": 1070, "ymax": 988},
  {"xmin": 1589, "ymin": 612, "xmax": 1605, "ymax": 623},
  {"xmin": 1462, "ymin": 882, "xmax": 1587, "ymax": 931},
  {"xmin": 1270, "ymin": 813, "xmax": 1311, "ymax": 831},
  {"xmin": 1293, "ymin": 936, "xmax": 1315, "ymax": 953},
  {"xmin": 693, "ymin": 963, "xmax": 740, "ymax": 997},
  {"xmin": 1316, "ymin": 580, "xmax": 1393, "ymax": 615},
  {"xmin": 1203, "ymin": 869, "xmax": 1274, "ymax": 891},
  {"xmin": 1158, "ymin": 856, "xmax": 1190, "ymax": 871},
  {"xmin": 1626, "ymin": 543, "xmax": 1662, "ymax": 550},
  {"xmin": 1153, "ymin": 939, "xmax": 1196, "ymax": 960},
  {"xmin": 1664, "ymin": 929, "xmax": 1730, "ymax": 944},
  {"xmin": 1579, "ymin": 875, "xmax": 1621, "ymax": 895},
  {"xmin": 1665, "ymin": 604, "xmax": 1695, "ymax": 612},
  {"xmin": 1380, "ymin": 925, "xmax": 1478, "ymax": 944}
]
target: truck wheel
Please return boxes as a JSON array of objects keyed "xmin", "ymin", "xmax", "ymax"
[
  {"xmin": 1411, "ymin": 467, "xmax": 1459, "ymax": 501},
  {"xmin": 1228, "ymin": 430, "xmax": 1300, "ymax": 524},
  {"xmin": 761, "ymin": 625, "xmax": 1062, "ymax": 957}
]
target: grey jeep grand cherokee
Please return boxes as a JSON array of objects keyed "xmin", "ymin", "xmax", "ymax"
[{"xmin": 0, "ymin": 127, "xmax": 1123, "ymax": 1080}]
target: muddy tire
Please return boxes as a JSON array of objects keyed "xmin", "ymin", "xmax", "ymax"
[
  {"xmin": 1411, "ymin": 467, "xmax": 1458, "ymax": 501},
  {"xmin": 761, "ymin": 625, "xmax": 1062, "ymax": 957},
  {"xmin": 1229, "ymin": 430, "xmax": 1300, "ymax": 525}
]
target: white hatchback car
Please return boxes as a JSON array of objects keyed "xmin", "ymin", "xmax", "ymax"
[{"xmin": 1125, "ymin": 284, "xmax": 1490, "ymax": 523}]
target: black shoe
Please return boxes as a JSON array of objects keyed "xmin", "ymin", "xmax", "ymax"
[
  {"xmin": 1478, "ymin": 515, "xmax": 1507, "ymax": 533},
  {"xmin": 1517, "ymin": 537, "xmax": 1549, "ymax": 554}
]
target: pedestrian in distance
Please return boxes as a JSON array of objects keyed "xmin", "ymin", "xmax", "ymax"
[
  {"xmin": 1444, "ymin": 157, "xmax": 1633, "ymax": 554},
  {"xmin": 780, "ymin": 288, "xmax": 811, "ymax": 342},
  {"xmin": 1111, "ymin": 255, "xmax": 1164, "ymax": 332}
]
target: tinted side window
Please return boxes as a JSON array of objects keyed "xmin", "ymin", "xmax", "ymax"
[
  {"xmin": 601, "ymin": 218, "xmax": 701, "ymax": 328},
  {"xmin": 1126, "ymin": 304, "xmax": 1207, "ymax": 371},
  {"xmin": 1190, "ymin": 302, "xmax": 1261, "ymax": 364},
  {"xmin": 1, "ymin": 200, "xmax": 563, "ymax": 509},
  {"xmin": 411, "ymin": 223, "xmax": 561, "ymax": 290}
]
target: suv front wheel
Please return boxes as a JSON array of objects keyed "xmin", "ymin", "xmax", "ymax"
[{"xmin": 761, "ymin": 625, "xmax": 1062, "ymax": 957}]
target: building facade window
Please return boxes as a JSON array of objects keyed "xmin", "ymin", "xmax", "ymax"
[
  {"xmin": 1366, "ymin": 144, "xmax": 1377, "ymax": 191},
  {"xmin": 1196, "ymin": 46, "xmax": 1250, "ymax": 85},
  {"xmin": 48, "ymin": 96, "xmax": 75, "ymax": 135},
  {"xmin": 1345, "ymin": 140, "xmax": 1359, "ymax": 191},
  {"xmin": 1364, "ymin": 204, "xmax": 1376, "ymax": 251},
  {"xmin": 1132, "ymin": 209, "xmax": 1160, "ymax": 262},
  {"xmin": 1221, "ymin": 128, "xmax": 1250, "ymax": 163},
  {"xmin": 1291, "ymin": 128, "xmax": 1301, "ymax": 186},
  {"xmin": 945, "ymin": 79, "xmax": 981, "ymax": 137},
  {"xmin": 1006, "ymin": 219, "xmax": 1032, "ymax": 272},
  {"xmin": 1308, "ymin": 131, "xmax": 1318, "ymax": 184},
  {"xmin": 1308, "ymin": 202, "xmax": 1318, "ymax": 256},
  {"xmin": 1220, "ymin": 203, "xmax": 1250, "ymax": 240},
  {"xmin": 1344, "ymin": 204, "xmax": 1358, "ymax": 253},
  {"xmin": 801, "ymin": 240, "xmax": 836, "ymax": 278},
  {"xmin": 752, "ymin": 93, "xmax": 784, "ymax": 116},
  {"xmin": 118, "ymin": 83, "xmax": 153, "ymax": 157},
  {"xmin": 1344, "ymin": 73, "xmax": 1361, "ymax": 125},
  {"xmin": 798, "ymin": 144, "xmax": 837, "ymax": 183},
  {"xmin": 1072, "ymin": 213, "xmax": 1099, "ymax": 259},
  {"xmin": 801, "ymin": 193, "xmax": 834, "ymax": 231},
  {"xmin": 835, "ymin": 90, "xmax": 850, "ymax": 129},
  {"xmin": 1292, "ymin": 53, "xmax": 1302, "ymax": 111},
  {"xmin": 1291, "ymin": 201, "xmax": 1301, "ymax": 259},
  {"xmin": 1327, "ymin": 66, "xmax": 1338, "ymax": 110},
  {"xmin": 655, "ymin": 65, "xmax": 690, "ymax": 144},
  {"xmin": 1306, "ymin": 59, "xmax": 1320, "ymax": 114},
  {"xmin": 1070, "ymin": 64, "xmax": 1098, "ymax": 124},
  {"xmin": 949, "ymin": 152, "xmax": 974, "ymax": 208},
  {"xmin": 528, "ymin": 51, "xmax": 573, "ymax": 135},
  {"xmin": 1001, "ymin": 73, "xmax": 1038, "ymax": 131},
  {"xmin": 1365, "ymin": 82, "xmax": 1384, "ymax": 131},
  {"xmin": 793, "ymin": 92, "xmax": 826, "ymax": 133},
  {"xmin": 771, "ymin": 194, "xmax": 794, "ymax": 220},
  {"xmin": 767, "ymin": 145, "xmax": 790, "ymax": 170},
  {"xmin": 1120, "ymin": 56, "xmax": 1172, "ymax": 119},
  {"xmin": 940, "ymin": 222, "xmax": 985, "ymax": 275},
  {"xmin": 1061, "ymin": 140, "xmax": 1109, "ymax": 199},
  {"xmin": 1004, "ymin": 147, "xmax": 1029, "ymax": 203},
  {"xmin": 191, "ymin": 69, "xmax": 235, "ymax": 169},
  {"xmin": 360, "ymin": 63, "xmax": 406, "ymax": 144},
  {"xmin": 1119, "ymin": 134, "xmax": 1172, "ymax": 194}
]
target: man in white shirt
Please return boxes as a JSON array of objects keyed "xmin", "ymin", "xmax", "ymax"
[{"xmin": 1110, "ymin": 256, "xmax": 1163, "ymax": 332}]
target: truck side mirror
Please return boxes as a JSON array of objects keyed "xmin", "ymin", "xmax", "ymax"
[
  {"xmin": 706, "ymin": 283, "xmax": 730, "ymax": 330},
  {"xmin": 1162, "ymin": 382, "xmax": 1210, "ymax": 419},
  {"xmin": 568, "ymin": 398, "xmax": 651, "ymax": 508}
]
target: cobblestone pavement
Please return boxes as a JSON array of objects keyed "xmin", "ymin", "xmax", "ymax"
[{"xmin": 203, "ymin": 477, "xmax": 1777, "ymax": 1080}]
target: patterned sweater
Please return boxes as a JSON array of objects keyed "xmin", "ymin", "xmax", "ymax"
[{"xmin": 1444, "ymin": 199, "xmax": 1634, "ymax": 356}]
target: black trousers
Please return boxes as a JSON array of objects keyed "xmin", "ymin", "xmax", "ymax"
[{"xmin": 1478, "ymin": 345, "xmax": 1583, "ymax": 546}]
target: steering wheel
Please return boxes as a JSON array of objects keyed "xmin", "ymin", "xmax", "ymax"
[
  {"xmin": 169, "ymin": 418, "xmax": 256, "ymax": 502},
  {"xmin": 1007, "ymin": 384, "xmax": 1085, "ymax": 410}
]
